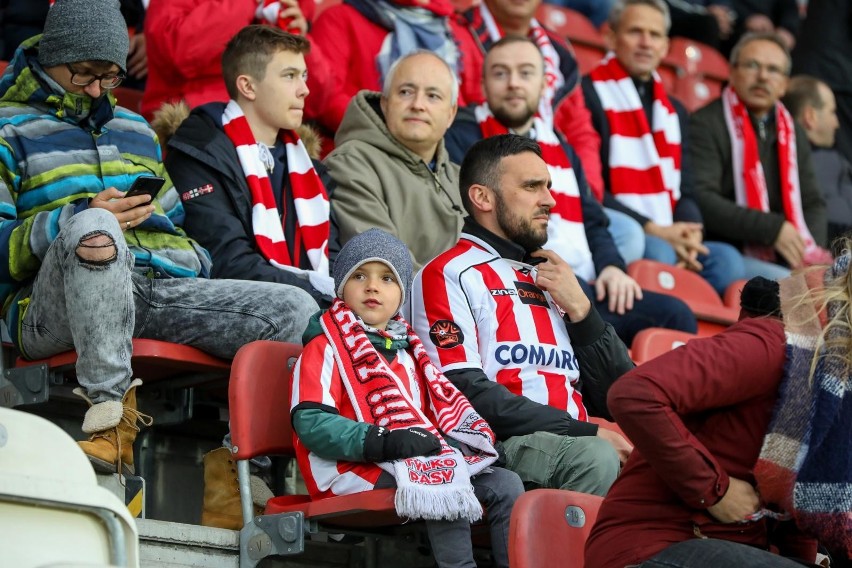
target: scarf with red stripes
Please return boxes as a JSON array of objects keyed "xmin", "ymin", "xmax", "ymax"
[
  {"xmin": 722, "ymin": 86, "xmax": 821, "ymax": 262},
  {"xmin": 255, "ymin": 0, "xmax": 304, "ymax": 33},
  {"xmin": 476, "ymin": 4, "xmax": 563, "ymax": 127},
  {"xmin": 222, "ymin": 100, "xmax": 330, "ymax": 275},
  {"xmin": 321, "ymin": 299, "xmax": 498, "ymax": 521},
  {"xmin": 589, "ymin": 53, "xmax": 682, "ymax": 226},
  {"xmin": 474, "ymin": 104, "xmax": 595, "ymax": 281}
]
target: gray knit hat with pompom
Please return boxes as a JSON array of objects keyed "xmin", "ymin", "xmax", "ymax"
[{"xmin": 333, "ymin": 229, "xmax": 413, "ymax": 312}]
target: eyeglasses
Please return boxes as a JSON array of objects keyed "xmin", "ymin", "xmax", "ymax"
[
  {"xmin": 66, "ymin": 64, "xmax": 126, "ymax": 90},
  {"xmin": 734, "ymin": 60, "xmax": 788, "ymax": 79}
]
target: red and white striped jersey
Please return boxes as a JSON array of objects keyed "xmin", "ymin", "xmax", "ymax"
[
  {"xmin": 290, "ymin": 334, "xmax": 435, "ymax": 499},
  {"xmin": 410, "ymin": 234, "xmax": 587, "ymax": 420}
]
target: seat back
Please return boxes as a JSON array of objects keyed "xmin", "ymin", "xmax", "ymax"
[
  {"xmin": 627, "ymin": 260, "xmax": 739, "ymax": 335},
  {"xmin": 113, "ymin": 86, "xmax": 145, "ymax": 114},
  {"xmin": 509, "ymin": 489, "xmax": 602, "ymax": 568},
  {"xmin": 535, "ymin": 4, "xmax": 606, "ymax": 75},
  {"xmin": 723, "ymin": 278, "xmax": 750, "ymax": 310},
  {"xmin": 661, "ymin": 37, "xmax": 728, "ymax": 112},
  {"xmin": 631, "ymin": 327, "xmax": 698, "ymax": 364},
  {"xmin": 229, "ymin": 340, "xmax": 303, "ymax": 461},
  {"xmin": 0, "ymin": 407, "xmax": 140, "ymax": 567}
]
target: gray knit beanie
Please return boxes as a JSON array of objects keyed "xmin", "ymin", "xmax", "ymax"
[
  {"xmin": 39, "ymin": 0, "xmax": 129, "ymax": 73},
  {"xmin": 334, "ymin": 229, "xmax": 413, "ymax": 312}
]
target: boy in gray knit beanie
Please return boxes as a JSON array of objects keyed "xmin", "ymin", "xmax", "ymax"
[
  {"xmin": 39, "ymin": 0, "xmax": 129, "ymax": 74},
  {"xmin": 333, "ymin": 228, "xmax": 414, "ymax": 323}
]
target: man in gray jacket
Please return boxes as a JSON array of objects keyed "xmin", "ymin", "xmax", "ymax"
[
  {"xmin": 690, "ymin": 32, "xmax": 827, "ymax": 280},
  {"xmin": 324, "ymin": 50, "xmax": 464, "ymax": 270}
]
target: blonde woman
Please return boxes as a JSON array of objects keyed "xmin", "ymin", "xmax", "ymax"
[{"xmin": 585, "ymin": 259, "xmax": 852, "ymax": 567}]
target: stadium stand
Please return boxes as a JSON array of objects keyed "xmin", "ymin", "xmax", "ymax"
[{"xmin": 661, "ymin": 37, "xmax": 729, "ymax": 112}]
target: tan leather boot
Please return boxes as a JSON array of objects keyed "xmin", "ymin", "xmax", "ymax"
[
  {"xmin": 200, "ymin": 447, "xmax": 274, "ymax": 530},
  {"xmin": 75, "ymin": 379, "xmax": 152, "ymax": 476}
]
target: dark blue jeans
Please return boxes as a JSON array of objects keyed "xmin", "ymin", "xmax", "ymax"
[
  {"xmin": 576, "ymin": 277, "xmax": 698, "ymax": 346},
  {"xmin": 638, "ymin": 539, "xmax": 807, "ymax": 567},
  {"xmin": 18, "ymin": 208, "xmax": 318, "ymax": 403}
]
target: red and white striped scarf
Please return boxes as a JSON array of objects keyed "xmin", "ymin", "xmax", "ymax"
[
  {"xmin": 589, "ymin": 53, "xmax": 682, "ymax": 226},
  {"xmin": 474, "ymin": 104, "xmax": 595, "ymax": 281},
  {"xmin": 478, "ymin": 4, "xmax": 563, "ymax": 128},
  {"xmin": 222, "ymin": 100, "xmax": 330, "ymax": 274},
  {"xmin": 722, "ymin": 86, "xmax": 820, "ymax": 262},
  {"xmin": 321, "ymin": 299, "xmax": 498, "ymax": 521}
]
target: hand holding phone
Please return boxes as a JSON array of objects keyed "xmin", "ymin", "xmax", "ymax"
[{"xmin": 125, "ymin": 176, "xmax": 165, "ymax": 200}]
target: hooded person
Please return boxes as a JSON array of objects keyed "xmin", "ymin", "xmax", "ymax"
[{"xmin": 289, "ymin": 228, "xmax": 523, "ymax": 568}]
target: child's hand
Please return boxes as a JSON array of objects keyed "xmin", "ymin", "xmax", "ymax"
[{"xmin": 365, "ymin": 426, "xmax": 442, "ymax": 461}]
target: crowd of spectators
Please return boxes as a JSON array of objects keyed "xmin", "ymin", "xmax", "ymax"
[{"xmin": 1, "ymin": 0, "xmax": 850, "ymax": 566}]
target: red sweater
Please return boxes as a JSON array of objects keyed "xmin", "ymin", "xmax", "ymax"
[
  {"xmin": 141, "ymin": 0, "xmax": 327, "ymax": 120},
  {"xmin": 585, "ymin": 317, "xmax": 817, "ymax": 568}
]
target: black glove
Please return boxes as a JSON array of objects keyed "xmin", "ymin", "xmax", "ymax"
[{"xmin": 364, "ymin": 426, "xmax": 442, "ymax": 462}]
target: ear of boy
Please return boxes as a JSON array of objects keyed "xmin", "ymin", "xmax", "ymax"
[{"xmin": 364, "ymin": 425, "xmax": 442, "ymax": 462}]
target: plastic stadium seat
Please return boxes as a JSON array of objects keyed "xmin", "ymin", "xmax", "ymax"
[
  {"xmin": 627, "ymin": 259, "xmax": 739, "ymax": 336},
  {"xmin": 0, "ymin": 407, "xmax": 140, "ymax": 566},
  {"xmin": 661, "ymin": 37, "xmax": 729, "ymax": 112},
  {"xmin": 631, "ymin": 327, "xmax": 699, "ymax": 365},
  {"xmin": 228, "ymin": 341, "xmax": 411, "ymax": 566},
  {"xmin": 508, "ymin": 489, "xmax": 602, "ymax": 568},
  {"xmin": 0, "ymin": 60, "xmax": 8, "ymax": 76},
  {"xmin": 535, "ymin": 4, "xmax": 606, "ymax": 75},
  {"xmin": 723, "ymin": 278, "xmax": 750, "ymax": 310}
]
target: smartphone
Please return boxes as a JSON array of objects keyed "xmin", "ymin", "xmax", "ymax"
[{"xmin": 125, "ymin": 176, "xmax": 165, "ymax": 200}]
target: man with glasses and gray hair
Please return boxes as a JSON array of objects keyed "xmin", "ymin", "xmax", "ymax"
[
  {"xmin": 690, "ymin": 32, "xmax": 829, "ymax": 280},
  {"xmin": 0, "ymin": 0, "xmax": 317, "ymax": 477}
]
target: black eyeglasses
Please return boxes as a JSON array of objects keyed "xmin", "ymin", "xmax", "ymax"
[{"xmin": 66, "ymin": 64, "xmax": 126, "ymax": 90}]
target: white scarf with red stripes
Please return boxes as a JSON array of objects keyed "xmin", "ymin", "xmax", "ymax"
[
  {"xmin": 321, "ymin": 299, "xmax": 498, "ymax": 521},
  {"xmin": 221, "ymin": 100, "xmax": 331, "ymax": 278},
  {"xmin": 478, "ymin": 4, "xmax": 563, "ymax": 128},
  {"xmin": 590, "ymin": 53, "xmax": 682, "ymax": 226},
  {"xmin": 722, "ymin": 86, "xmax": 820, "ymax": 262},
  {"xmin": 474, "ymin": 104, "xmax": 595, "ymax": 281}
]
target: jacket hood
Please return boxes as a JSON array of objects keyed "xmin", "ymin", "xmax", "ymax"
[
  {"xmin": 0, "ymin": 35, "xmax": 116, "ymax": 129},
  {"xmin": 163, "ymin": 101, "xmax": 323, "ymax": 159},
  {"xmin": 334, "ymin": 90, "xmax": 451, "ymax": 170}
]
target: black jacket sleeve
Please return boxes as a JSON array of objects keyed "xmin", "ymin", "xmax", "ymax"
[
  {"xmin": 444, "ymin": 107, "xmax": 481, "ymax": 166},
  {"xmin": 166, "ymin": 148, "xmax": 334, "ymax": 306},
  {"xmin": 566, "ymin": 304, "xmax": 635, "ymax": 420},
  {"xmin": 671, "ymin": 98, "xmax": 703, "ymax": 224}
]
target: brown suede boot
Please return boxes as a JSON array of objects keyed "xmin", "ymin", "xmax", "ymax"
[
  {"xmin": 200, "ymin": 447, "xmax": 274, "ymax": 530},
  {"xmin": 75, "ymin": 379, "xmax": 152, "ymax": 476}
]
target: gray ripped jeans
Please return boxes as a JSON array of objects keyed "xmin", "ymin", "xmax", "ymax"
[{"xmin": 18, "ymin": 208, "xmax": 318, "ymax": 403}]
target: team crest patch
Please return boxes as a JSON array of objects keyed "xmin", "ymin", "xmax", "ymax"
[
  {"xmin": 429, "ymin": 320, "xmax": 464, "ymax": 349},
  {"xmin": 181, "ymin": 184, "xmax": 214, "ymax": 202}
]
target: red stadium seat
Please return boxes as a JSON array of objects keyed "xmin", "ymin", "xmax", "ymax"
[
  {"xmin": 630, "ymin": 327, "xmax": 699, "ymax": 365},
  {"xmin": 535, "ymin": 4, "xmax": 606, "ymax": 75},
  {"xmin": 627, "ymin": 259, "xmax": 739, "ymax": 336},
  {"xmin": 228, "ymin": 341, "xmax": 412, "ymax": 565},
  {"xmin": 0, "ymin": 60, "xmax": 9, "ymax": 76},
  {"xmin": 661, "ymin": 37, "xmax": 729, "ymax": 112},
  {"xmin": 723, "ymin": 278, "xmax": 750, "ymax": 310},
  {"xmin": 508, "ymin": 489, "xmax": 603, "ymax": 568}
]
